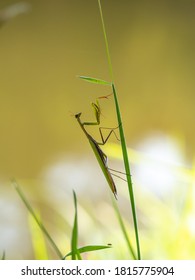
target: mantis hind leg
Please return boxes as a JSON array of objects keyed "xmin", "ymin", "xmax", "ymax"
[{"xmin": 96, "ymin": 125, "xmax": 121, "ymax": 145}]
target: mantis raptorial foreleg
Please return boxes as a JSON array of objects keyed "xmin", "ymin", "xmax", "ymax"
[{"xmin": 82, "ymin": 95, "xmax": 120, "ymax": 145}]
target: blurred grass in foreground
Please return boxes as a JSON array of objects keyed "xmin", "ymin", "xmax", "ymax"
[{"xmin": 10, "ymin": 140, "xmax": 195, "ymax": 259}]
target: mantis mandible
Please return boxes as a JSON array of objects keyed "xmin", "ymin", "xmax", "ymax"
[{"xmin": 75, "ymin": 97, "xmax": 119, "ymax": 199}]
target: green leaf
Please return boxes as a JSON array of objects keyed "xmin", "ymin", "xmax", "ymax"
[
  {"xmin": 63, "ymin": 244, "xmax": 112, "ymax": 259},
  {"xmin": 78, "ymin": 76, "xmax": 111, "ymax": 85}
]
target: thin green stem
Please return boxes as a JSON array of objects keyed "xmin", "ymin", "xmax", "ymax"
[
  {"xmin": 112, "ymin": 84, "xmax": 141, "ymax": 260},
  {"xmin": 98, "ymin": 0, "xmax": 113, "ymax": 80},
  {"xmin": 97, "ymin": 0, "xmax": 141, "ymax": 259},
  {"xmin": 112, "ymin": 198, "xmax": 136, "ymax": 259}
]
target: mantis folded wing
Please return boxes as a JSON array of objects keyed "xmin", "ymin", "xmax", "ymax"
[{"xmin": 75, "ymin": 99, "xmax": 119, "ymax": 199}]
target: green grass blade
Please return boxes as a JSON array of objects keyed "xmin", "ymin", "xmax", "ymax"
[
  {"xmin": 1, "ymin": 251, "xmax": 5, "ymax": 260},
  {"xmin": 71, "ymin": 191, "xmax": 82, "ymax": 260},
  {"xmin": 112, "ymin": 84, "xmax": 141, "ymax": 260},
  {"xmin": 97, "ymin": 0, "xmax": 141, "ymax": 259},
  {"xmin": 13, "ymin": 180, "xmax": 63, "ymax": 259},
  {"xmin": 78, "ymin": 76, "xmax": 111, "ymax": 85},
  {"xmin": 28, "ymin": 211, "xmax": 49, "ymax": 259},
  {"xmin": 112, "ymin": 198, "xmax": 136, "ymax": 260},
  {"xmin": 63, "ymin": 244, "xmax": 111, "ymax": 259},
  {"xmin": 97, "ymin": 0, "xmax": 113, "ymax": 80}
]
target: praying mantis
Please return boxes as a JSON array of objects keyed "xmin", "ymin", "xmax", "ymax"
[{"xmin": 75, "ymin": 97, "xmax": 119, "ymax": 199}]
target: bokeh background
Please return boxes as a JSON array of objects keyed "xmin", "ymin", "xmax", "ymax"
[{"xmin": 0, "ymin": 0, "xmax": 195, "ymax": 259}]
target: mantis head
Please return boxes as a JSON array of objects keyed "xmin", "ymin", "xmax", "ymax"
[{"xmin": 75, "ymin": 112, "xmax": 82, "ymax": 119}]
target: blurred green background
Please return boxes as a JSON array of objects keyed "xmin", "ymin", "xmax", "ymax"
[{"xmin": 0, "ymin": 0, "xmax": 195, "ymax": 259}]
